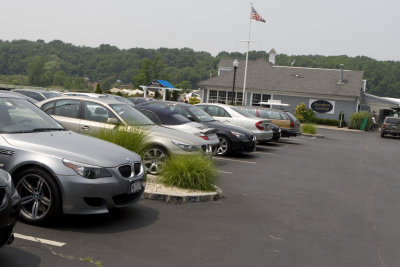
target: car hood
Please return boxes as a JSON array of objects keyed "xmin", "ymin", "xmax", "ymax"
[
  {"xmin": 2, "ymin": 131, "xmax": 139, "ymax": 167},
  {"xmin": 162, "ymin": 122, "xmax": 216, "ymax": 135}
]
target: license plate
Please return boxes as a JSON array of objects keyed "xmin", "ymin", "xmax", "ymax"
[{"xmin": 129, "ymin": 181, "xmax": 142, "ymax": 194}]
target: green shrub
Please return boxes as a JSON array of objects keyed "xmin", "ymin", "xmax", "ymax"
[
  {"xmin": 294, "ymin": 102, "xmax": 306, "ymax": 122},
  {"xmin": 313, "ymin": 117, "xmax": 347, "ymax": 127},
  {"xmin": 160, "ymin": 155, "xmax": 218, "ymax": 191},
  {"xmin": 90, "ymin": 126, "xmax": 149, "ymax": 154},
  {"xmin": 302, "ymin": 123, "xmax": 317, "ymax": 134},
  {"xmin": 303, "ymin": 109, "xmax": 315, "ymax": 123},
  {"xmin": 349, "ymin": 112, "xmax": 372, "ymax": 130}
]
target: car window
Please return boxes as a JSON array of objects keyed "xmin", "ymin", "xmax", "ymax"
[
  {"xmin": 187, "ymin": 106, "xmax": 215, "ymax": 122},
  {"xmin": 0, "ymin": 98, "xmax": 63, "ymax": 133},
  {"xmin": 146, "ymin": 103, "xmax": 168, "ymax": 108},
  {"xmin": 259, "ymin": 110, "xmax": 281, "ymax": 120},
  {"xmin": 386, "ymin": 118, "xmax": 400, "ymax": 124},
  {"xmin": 280, "ymin": 112, "xmax": 289, "ymax": 120},
  {"xmin": 138, "ymin": 109, "xmax": 162, "ymax": 124},
  {"xmin": 110, "ymin": 104, "xmax": 155, "ymax": 126},
  {"xmin": 15, "ymin": 91, "xmax": 45, "ymax": 101},
  {"xmin": 231, "ymin": 107, "xmax": 257, "ymax": 118},
  {"xmin": 42, "ymin": 92, "xmax": 61, "ymax": 99},
  {"xmin": 285, "ymin": 112, "xmax": 298, "ymax": 122},
  {"xmin": 83, "ymin": 102, "xmax": 117, "ymax": 123},
  {"xmin": 168, "ymin": 106, "xmax": 190, "ymax": 117},
  {"xmin": 204, "ymin": 106, "xmax": 231, "ymax": 117},
  {"xmin": 51, "ymin": 99, "xmax": 80, "ymax": 118},
  {"xmin": 243, "ymin": 108, "xmax": 257, "ymax": 116}
]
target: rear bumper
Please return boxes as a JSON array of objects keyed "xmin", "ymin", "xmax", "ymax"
[
  {"xmin": 281, "ymin": 129, "xmax": 302, "ymax": 137},
  {"xmin": 253, "ymin": 130, "xmax": 274, "ymax": 141}
]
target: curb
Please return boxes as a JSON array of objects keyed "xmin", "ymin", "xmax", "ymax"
[
  {"xmin": 143, "ymin": 175, "xmax": 224, "ymax": 204},
  {"xmin": 301, "ymin": 133, "xmax": 325, "ymax": 138}
]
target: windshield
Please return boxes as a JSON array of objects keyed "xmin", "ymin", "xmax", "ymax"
[
  {"xmin": 187, "ymin": 106, "xmax": 215, "ymax": 122},
  {"xmin": 231, "ymin": 106, "xmax": 258, "ymax": 118},
  {"xmin": 0, "ymin": 98, "xmax": 64, "ymax": 133},
  {"xmin": 110, "ymin": 95, "xmax": 133, "ymax": 105},
  {"xmin": 42, "ymin": 92, "xmax": 61, "ymax": 99},
  {"xmin": 109, "ymin": 104, "xmax": 155, "ymax": 126}
]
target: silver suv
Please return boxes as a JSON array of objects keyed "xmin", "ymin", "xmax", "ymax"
[{"xmin": 381, "ymin": 117, "xmax": 400, "ymax": 138}]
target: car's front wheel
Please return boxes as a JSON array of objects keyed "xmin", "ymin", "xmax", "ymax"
[
  {"xmin": 15, "ymin": 168, "xmax": 61, "ymax": 225},
  {"xmin": 142, "ymin": 146, "xmax": 168, "ymax": 175},
  {"xmin": 217, "ymin": 135, "xmax": 231, "ymax": 156}
]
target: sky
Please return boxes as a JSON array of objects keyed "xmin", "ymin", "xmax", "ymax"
[{"xmin": 1, "ymin": 0, "xmax": 400, "ymax": 61}]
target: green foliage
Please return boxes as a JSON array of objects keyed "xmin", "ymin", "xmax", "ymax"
[
  {"xmin": 294, "ymin": 102, "xmax": 306, "ymax": 122},
  {"xmin": 160, "ymin": 155, "xmax": 218, "ymax": 191},
  {"xmin": 188, "ymin": 97, "xmax": 200, "ymax": 105},
  {"xmin": 313, "ymin": 117, "xmax": 347, "ymax": 127},
  {"xmin": 349, "ymin": 112, "xmax": 372, "ymax": 130},
  {"xmin": 303, "ymin": 109, "xmax": 315, "ymax": 123},
  {"xmin": 2, "ymin": 39, "xmax": 400, "ymax": 97},
  {"xmin": 89, "ymin": 126, "xmax": 149, "ymax": 154},
  {"xmin": 154, "ymin": 90, "xmax": 161, "ymax": 99},
  {"xmin": 95, "ymin": 84, "xmax": 102, "ymax": 94},
  {"xmin": 302, "ymin": 123, "xmax": 317, "ymax": 134}
]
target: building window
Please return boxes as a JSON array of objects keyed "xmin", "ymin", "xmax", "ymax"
[
  {"xmin": 218, "ymin": 91, "xmax": 227, "ymax": 103},
  {"xmin": 252, "ymin": 93, "xmax": 271, "ymax": 106},
  {"xmin": 209, "ymin": 90, "xmax": 217, "ymax": 103}
]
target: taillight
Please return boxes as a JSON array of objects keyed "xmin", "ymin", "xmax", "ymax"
[
  {"xmin": 255, "ymin": 121, "xmax": 264, "ymax": 130},
  {"xmin": 200, "ymin": 135, "xmax": 209, "ymax": 140},
  {"xmin": 382, "ymin": 123, "xmax": 386, "ymax": 129},
  {"xmin": 290, "ymin": 121, "xmax": 294, "ymax": 128}
]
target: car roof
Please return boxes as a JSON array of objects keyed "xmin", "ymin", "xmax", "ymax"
[
  {"xmin": 39, "ymin": 95, "xmax": 123, "ymax": 105},
  {"xmin": 242, "ymin": 106, "xmax": 287, "ymax": 112},
  {"xmin": 0, "ymin": 91, "xmax": 25, "ymax": 99},
  {"xmin": 12, "ymin": 88, "xmax": 50, "ymax": 93},
  {"xmin": 137, "ymin": 100, "xmax": 193, "ymax": 107}
]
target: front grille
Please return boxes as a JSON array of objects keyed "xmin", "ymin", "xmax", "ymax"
[
  {"xmin": 133, "ymin": 163, "xmax": 141, "ymax": 176},
  {"xmin": 118, "ymin": 165, "xmax": 131, "ymax": 178},
  {"xmin": 113, "ymin": 189, "xmax": 144, "ymax": 205}
]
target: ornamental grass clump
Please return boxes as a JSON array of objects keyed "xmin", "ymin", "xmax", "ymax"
[
  {"xmin": 90, "ymin": 126, "xmax": 149, "ymax": 154},
  {"xmin": 160, "ymin": 155, "xmax": 218, "ymax": 191},
  {"xmin": 302, "ymin": 123, "xmax": 317, "ymax": 134}
]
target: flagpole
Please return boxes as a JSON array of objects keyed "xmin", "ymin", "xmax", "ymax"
[{"xmin": 242, "ymin": 4, "xmax": 252, "ymax": 106}]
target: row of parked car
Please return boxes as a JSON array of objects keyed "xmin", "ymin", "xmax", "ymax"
[{"xmin": 0, "ymin": 88, "xmax": 301, "ymax": 249}]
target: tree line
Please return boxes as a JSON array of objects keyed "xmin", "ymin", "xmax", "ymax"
[{"xmin": 0, "ymin": 39, "xmax": 399, "ymax": 97}]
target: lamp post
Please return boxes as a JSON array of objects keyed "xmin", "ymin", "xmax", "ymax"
[{"xmin": 231, "ymin": 59, "xmax": 239, "ymax": 105}]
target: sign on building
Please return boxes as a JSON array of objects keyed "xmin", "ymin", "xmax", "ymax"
[{"xmin": 309, "ymin": 99, "xmax": 335, "ymax": 114}]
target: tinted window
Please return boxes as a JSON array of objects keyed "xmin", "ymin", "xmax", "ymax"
[
  {"xmin": 138, "ymin": 109, "xmax": 162, "ymax": 124},
  {"xmin": 53, "ymin": 100, "xmax": 80, "ymax": 118},
  {"xmin": 16, "ymin": 91, "xmax": 45, "ymax": 101},
  {"xmin": 42, "ymin": 92, "xmax": 61, "ymax": 99},
  {"xmin": 168, "ymin": 106, "xmax": 190, "ymax": 117},
  {"xmin": 110, "ymin": 104, "xmax": 154, "ymax": 126},
  {"xmin": 386, "ymin": 118, "xmax": 400, "ymax": 124},
  {"xmin": 259, "ymin": 110, "xmax": 281, "ymax": 120},
  {"xmin": 242, "ymin": 108, "xmax": 257, "ymax": 116}
]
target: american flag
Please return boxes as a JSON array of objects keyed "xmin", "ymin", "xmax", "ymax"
[{"xmin": 251, "ymin": 7, "xmax": 266, "ymax": 22}]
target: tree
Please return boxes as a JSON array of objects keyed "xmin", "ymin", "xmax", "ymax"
[
  {"xmin": 294, "ymin": 102, "xmax": 306, "ymax": 122},
  {"xmin": 95, "ymin": 83, "xmax": 102, "ymax": 94},
  {"xmin": 27, "ymin": 56, "xmax": 46, "ymax": 86}
]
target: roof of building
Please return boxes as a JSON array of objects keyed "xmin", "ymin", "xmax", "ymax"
[{"xmin": 199, "ymin": 58, "xmax": 364, "ymax": 98}]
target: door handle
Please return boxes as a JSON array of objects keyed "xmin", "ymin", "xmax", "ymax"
[{"xmin": 81, "ymin": 125, "xmax": 90, "ymax": 131}]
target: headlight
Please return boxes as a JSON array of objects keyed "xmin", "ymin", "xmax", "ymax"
[
  {"xmin": 172, "ymin": 140, "xmax": 198, "ymax": 152},
  {"xmin": 231, "ymin": 131, "xmax": 247, "ymax": 140},
  {"xmin": 63, "ymin": 159, "xmax": 112, "ymax": 179}
]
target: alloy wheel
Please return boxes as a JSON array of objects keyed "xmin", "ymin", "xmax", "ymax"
[
  {"xmin": 16, "ymin": 174, "xmax": 52, "ymax": 221},
  {"xmin": 142, "ymin": 146, "xmax": 167, "ymax": 174}
]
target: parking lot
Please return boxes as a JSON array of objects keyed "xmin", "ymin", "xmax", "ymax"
[{"xmin": 1, "ymin": 129, "xmax": 400, "ymax": 267}]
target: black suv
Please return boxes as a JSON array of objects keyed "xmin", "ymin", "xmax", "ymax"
[{"xmin": 381, "ymin": 117, "xmax": 400, "ymax": 138}]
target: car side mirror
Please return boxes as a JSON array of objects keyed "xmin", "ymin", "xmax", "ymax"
[{"xmin": 107, "ymin": 118, "xmax": 119, "ymax": 125}]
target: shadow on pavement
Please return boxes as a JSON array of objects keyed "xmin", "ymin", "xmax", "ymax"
[
  {"xmin": 0, "ymin": 245, "xmax": 41, "ymax": 267},
  {"xmin": 20, "ymin": 204, "xmax": 159, "ymax": 235}
]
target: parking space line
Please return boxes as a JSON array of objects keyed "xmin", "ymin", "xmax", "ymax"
[
  {"xmin": 14, "ymin": 233, "xmax": 66, "ymax": 247},
  {"xmin": 253, "ymin": 151, "xmax": 275, "ymax": 156},
  {"xmin": 215, "ymin": 158, "xmax": 256, "ymax": 164},
  {"xmin": 218, "ymin": 170, "xmax": 234, "ymax": 174}
]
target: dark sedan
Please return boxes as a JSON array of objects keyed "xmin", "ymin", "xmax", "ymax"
[
  {"xmin": 135, "ymin": 100, "xmax": 256, "ymax": 156},
  {"xmin": 0, "ymin": 169, "xmax": 20, "ymax": 248}
]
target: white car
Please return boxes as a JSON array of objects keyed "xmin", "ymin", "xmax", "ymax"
[{"xmin": 196, "ymin": 103, "xmax": 274, "ymax": 142}]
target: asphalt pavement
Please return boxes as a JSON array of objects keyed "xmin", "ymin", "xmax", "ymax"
[{"xmin": 2, "ymin": 129, "xmax": 400, "ymax": 267}]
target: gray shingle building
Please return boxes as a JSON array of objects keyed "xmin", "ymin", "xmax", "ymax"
[{"xmin": 199, "ymin": 57, "xmax": 366, "ymax": 123}]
